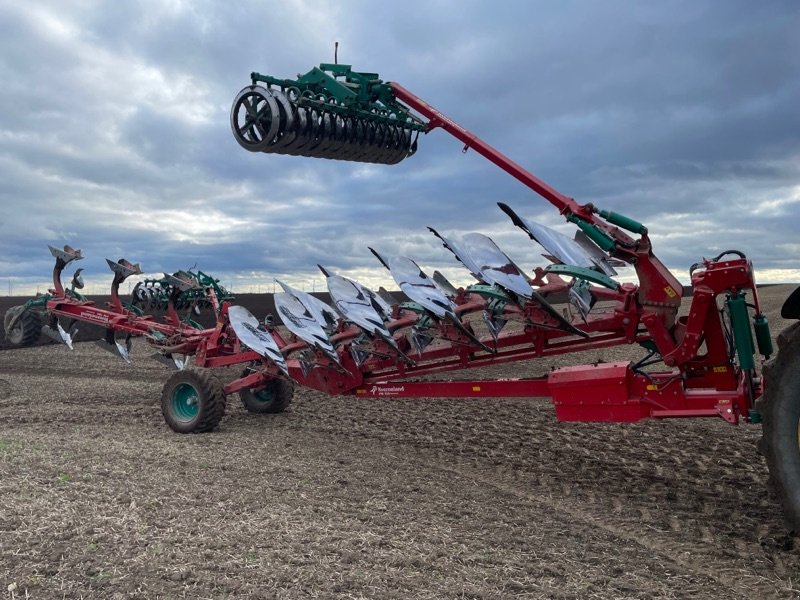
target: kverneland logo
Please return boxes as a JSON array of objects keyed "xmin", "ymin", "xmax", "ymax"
[
  {"xmin": 80, "ymin": 311, "xmax": 109, "ymax": 324},
  {"xmin": 369, "ymin": 384, "xmax": 405, "ymax": 395}
]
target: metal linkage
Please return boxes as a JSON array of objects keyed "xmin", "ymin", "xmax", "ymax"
[{"xmin": 231, "ymin": 64, "xmax": 423, "ymax": 164}]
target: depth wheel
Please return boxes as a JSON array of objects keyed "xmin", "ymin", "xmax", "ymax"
[
  {"xmin": 757, "ymin": 321, "xmax": 800, "ymax": 531},
  {"xmin": 239, "ymin": 377, "xmax": 294, "ymax": 414},
  {"xmin": 161, "ymin": 368, "xmax": 226, "ymax": 433},
  {"xmin": 4, "ymin": 306, "xmax": 42, "ymax": 346}
]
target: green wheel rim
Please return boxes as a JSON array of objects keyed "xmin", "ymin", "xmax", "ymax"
[
  {"xmin": 172, "ymin": 383, "xmax": 200, "ymax": 422},
  {"xmin": 251, "ymin": 386, "xmax": 276, "ymax": 404}
]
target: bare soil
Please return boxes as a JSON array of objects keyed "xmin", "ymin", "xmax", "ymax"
[{"xmin": 1, "ymin": 285, "xmax": 799, "ymax": 599}]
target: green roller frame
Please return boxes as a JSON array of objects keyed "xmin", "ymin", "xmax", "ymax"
[{"xmin": 251, "ymin": 64, "xmax": 427, "ymax": 132}]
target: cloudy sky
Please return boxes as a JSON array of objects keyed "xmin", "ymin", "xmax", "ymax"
[{"xmin": 0, "ymin": 1, "xmax": 798, "ymax": 296}]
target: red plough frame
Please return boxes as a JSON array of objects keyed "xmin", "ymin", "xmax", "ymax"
[{"xmin": 40, "ymin": 83, "xmax": 769, "ymax": 427}]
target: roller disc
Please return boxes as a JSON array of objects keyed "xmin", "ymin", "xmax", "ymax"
[
  {"xmin": 386, "ymin": 125, "xmax": 408, "ymax": 164},
  {"xmin": 375, "ymin": 123, "xmax": 398, "ymax": 164},
  {"xmin": 325, "ymin": 115, "xmax": 348, "ymax": 156},
  {"xmin": 312, "ymin": 112, "xmax": 338, "ymax": 158},
  {"xmin": 352, "ymin": 119, "xmax": 372, "ymax": 161},
  {"xmin": 364, "ymin": 122, "xmax": 386, "ymax": 164},
  {"xmin": 384, "ymin": 124, "xmax": 405, "ymax": 164},
  {"xmin": 355, "ymin": 120, "xmax": 379, "ymax": 162},
  {"xmin": 332, "ymin": 116, "xmax": 356, "ymax": 160},
  {"xmin": 301, "ymin": 108, "xmax": 325, "ymax": 154},
  {"xmin": 275, "ymin": 105, "xmax": 306, "ymax": 154},
  {"xmin": 267, "ymin": 89, "xmax": 296, "ymax": 151},
  {"xmin": 352, "ymin": 118, "xmax": 370, "ymax": 154},
  {"xmin": 392, "ymin": 127, "xmax": 414, "ymax": 163},
  {"xmin": 344, "ymin": 119, "xmax": 368, "ymax": 162},
  {"xmin": 299, "ymin": 110, "xmax": 329, "ymax": 157},
  {"xmin": 230, "ymin": 85, "xmax": 281, "ymax": 152},
  {"xmin": 280, "ymin": 105, "xmax": 314, "ymax": 155}
]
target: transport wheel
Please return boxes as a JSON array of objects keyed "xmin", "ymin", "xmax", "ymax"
[
  {"xmin": 239, "ymin": 376, "xmax": 294, "ymax": 414},
  {"xmin": 3, "ymin": 307, "xmax": 42, "ymax": 346},
  {"xmin": 757, "ymin": 320, "xmax": 800, "ymax": 531},
  {"xmin": 161, "ymin": 368, "xmax": 226, "ymax": 433}
]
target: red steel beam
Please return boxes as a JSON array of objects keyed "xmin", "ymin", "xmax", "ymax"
[{"xmin": 351, "ymin": 378, "xmax": 550, "ymax": 399}]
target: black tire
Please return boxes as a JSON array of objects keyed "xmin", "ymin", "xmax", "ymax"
[
  {"xmin": 757, "ymin": 321, "xmax": 800, "ymax": 531},
  {"xmin": 161, "ymin": 368, "xmax": 226, "ymax": 433},
  {"xmin": 239, "ymin": 377, "xmax": 294, "ymax": 414},
  {"xmin": 4, "ymin": 307, "xmax": 42, "ymax": 346}
]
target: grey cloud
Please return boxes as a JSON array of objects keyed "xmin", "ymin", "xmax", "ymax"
[{"xmin": 1, "ymin": 0, "xmax": 799, "ymax": 297}]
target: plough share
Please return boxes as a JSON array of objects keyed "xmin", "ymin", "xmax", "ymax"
[{"xmin": 6, "ymin": 63, "xmax": 800, "ymax": 529}]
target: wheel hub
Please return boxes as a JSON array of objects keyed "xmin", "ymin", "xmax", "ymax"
[{"xmin": 172, "ymin": 383, "xmax": 200, "ymax": 421}]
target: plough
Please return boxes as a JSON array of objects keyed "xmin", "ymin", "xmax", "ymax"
[
  {"xmin": 5, "ymin": 62, "xmax": 800, "ymax": 529},
  {"xmin": 4, "ymin": 246, "xmax": 235, "ymax": 366}
]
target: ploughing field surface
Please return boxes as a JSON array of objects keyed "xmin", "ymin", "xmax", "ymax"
[{"xmin": 1, "ymin": 285, "xmax": 799, "ymax": 599}]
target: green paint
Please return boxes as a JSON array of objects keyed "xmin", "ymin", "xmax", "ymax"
[
  {"xmin": 726, "ymin": 292, "xmax": 755, "ymax": 370},
  {"xmin": 545, "ymin": 264, "xmax": 620, "ymax": 290},
  {"xmin": 753, "ymin": 314, "xmax": 773, "ymax": 359},
  {"xmin": 171, "ymin": 383, "xmax": 200, "ymax": 422},
  {"xmin": 466, "ymin": 284, "xmax": 510, "ymax": 303},
  {"xmin": 250, "ymin": 386, "xmax": 276, "ymax": 404},
  {"xmin": 597, "ymin": 209, "xmax": 647, "ymax": 234},
  {"xmin": 566, "ymin": 215, "xmax": 616, "ymax": 252},
  {"xmin": 250, "ymin": 64, "xmax": 427, "ymax": 132}
]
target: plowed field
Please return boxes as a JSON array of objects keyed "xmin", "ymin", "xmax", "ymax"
[{"xmin": 1, "ymin": 286, "xmax": 799, "ymax": 599}]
